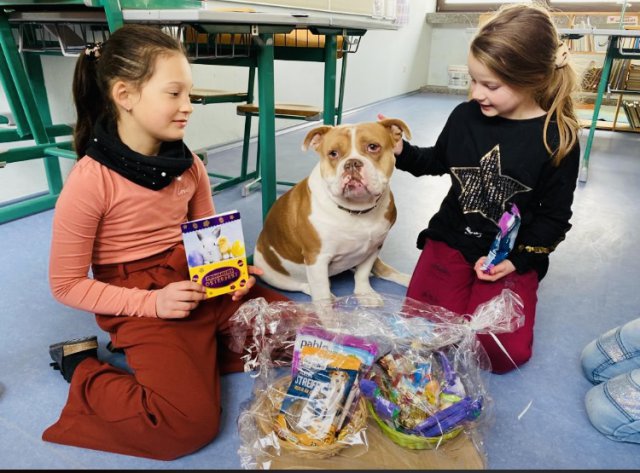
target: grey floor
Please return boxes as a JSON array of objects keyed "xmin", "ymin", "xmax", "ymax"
[{"xmin": 1, "ymin": 92, "xmax": 639, "ymax": 469}]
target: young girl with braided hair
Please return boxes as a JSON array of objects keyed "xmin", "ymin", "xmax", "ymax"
[
  {"xmin": 44, "ymin": 24, "xmax": 288, "ymax": 459},
  {"xmin": 384, "ymin": 3, "xmax": 581, "ymax": 373}
]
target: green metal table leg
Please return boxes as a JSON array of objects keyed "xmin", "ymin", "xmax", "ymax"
[
  {"xmin": 336, "ymin": 51, "xmax": 348, "ymax": 125},
  {"xmin": 0, "ymin": 13, "xmax": 64, "ymax": 223},
  {"xmin": 0, "ymin": 39, "xmax": 30, "ymax": 137},
  {"xmin": 323, "ymin": 34, "xmax": 337, "ymax": 126},
  {"xmin": 0, "ymin": 17, "xmax": 52, "ymax": 146},
  {"xmin": 580, "ymin": 37, "xmax": 616, "ymax": 184},
  {"xmin": 240, "ymin": 64, "xmax": 256, "ymax": 178},
  {"xmin": 24, "ymin": 53, "xmax": 64, "ymax": 194},
  {"xmin": 100, "ymin": 0, "xmax": 125, "ymax": 30},
  {"xmin": 256, "ymin": 32, "xmax": 276, "ymax": 220}
]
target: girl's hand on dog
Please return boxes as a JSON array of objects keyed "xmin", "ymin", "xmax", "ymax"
[
  {"xmin": 230, "ymin": 265, "xmax": 263, "ymax": 302},
  {"xmin": 156, "ymin": 281, "xmax": 207, "ymax": 319},
  {"xmin": 377, "ymin": 113, "xmax": 404, "ymax": 156}
]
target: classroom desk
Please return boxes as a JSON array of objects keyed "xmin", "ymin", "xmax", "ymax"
[
  {"xmin": 0, "ymin": 2, "xmax": 397, "ymax": 223},
  {"xmin": 576, "ymin": 28, "xmax": 640, "ymax": 183}
]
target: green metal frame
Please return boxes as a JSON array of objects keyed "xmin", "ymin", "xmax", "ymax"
[
  {"xmin": 579, "ymin": 34, "xmax": 640, "ymax": 183},
  {"xmin": 0, "ymin": 13, "xmax": 64, "ymax": 223},
  {"xmin": 0, "ymin": 1, "xmax": 367, "ymax": 223}
]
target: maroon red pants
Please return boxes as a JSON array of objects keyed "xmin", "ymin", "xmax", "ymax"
[
  {"xmin": 42, "ymin": 244, "xmax": 288, "ymax": 460},
  {"xmin": 406, "ymin": 239, "xmax": 539, "ymax": 374}
]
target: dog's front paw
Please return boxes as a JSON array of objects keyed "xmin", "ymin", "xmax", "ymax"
[
  {"xmin": 311, "ymin": 291, "xmax": 337, "ymax": 303},
  {"xmin": 354, "ymin": 290, "xmax": 384, "ymax": 307},
  {"xmin": 395, "ymin": 272, "xmax": 412, "ymax": 287}
]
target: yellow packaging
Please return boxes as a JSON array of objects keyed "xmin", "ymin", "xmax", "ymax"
[{"xmin": 181, "ymin": 210, "xmax": 249, "ymax": 298}]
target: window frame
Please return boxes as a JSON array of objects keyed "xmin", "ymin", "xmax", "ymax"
[{"xmin": 435, "ymin": 1, "xmax": 640, "ymax": 13}]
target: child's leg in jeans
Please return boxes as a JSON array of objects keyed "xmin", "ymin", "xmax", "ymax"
[
  {"xmin": 466, "ymin": 270, "xmax": 539, "ymax": 374},
  {"xmin": 581, "ymin": 317, "xmax": 640, "ymax": 384},
  {"xmin": 584, "ymin": 368, "xmax": 640, "ymax": 444}
]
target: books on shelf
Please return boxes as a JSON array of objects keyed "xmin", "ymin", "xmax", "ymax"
[
  {"xmin": 181, "ymin": 210, "xmax": 249, "ymax": 298},
  {"xmin": 622, "ymin": 100, "xmax": 640, "ymax": 129},
  {"xmin": 609, "ymin": 59, "xmax": 631, "ymax": 91},
  {"xmin": 626, "ymin": 63, "xmax": 640, "ymax": 91},
  {"xmin": 581, "ymin": 60, "xmax": 602, "ymax": 92}
]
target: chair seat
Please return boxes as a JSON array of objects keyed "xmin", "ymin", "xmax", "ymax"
[
  {"xmin": 237, "ymin": 103, "xmax": 322, "ymax": 121},
  {"xmin": 190, "ymin": 88, "xmax": 249, "ymax": 105}
]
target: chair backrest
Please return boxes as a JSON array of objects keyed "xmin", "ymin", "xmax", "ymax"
[{"xmin": 273, "ymin": 29, "xmax": 345, "ymax": 58}]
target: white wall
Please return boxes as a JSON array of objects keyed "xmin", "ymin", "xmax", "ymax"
[
  {"xmin": 1, "ymin": 0, "xmax": 434, "ymax": 203},
  {"xmin": 427, "ymin": 25, "xmax": 475, "ymax": 87},
  {"xmin": 425, "ymin": 23, "xmax": 599, "ymax": 89}
]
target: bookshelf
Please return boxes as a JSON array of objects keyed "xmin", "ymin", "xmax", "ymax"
[
  {"xmin": 556, "ymin": 13, "xmax": 640, "ymax": 133},
  {"xmin": 605, "ymin": 34, "xmax": 640, "ymax": 132},
  {"xmin": 577, "ymin": 33, "xmax": 640, "ymax": 133},
  {"xmin": 580, "ymin": 28, "xmax": 640, "ymax": 182}
]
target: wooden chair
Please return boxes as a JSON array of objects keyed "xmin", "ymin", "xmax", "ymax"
[
  {"xmin": 233, "ymin": 29, "xmax": 349, "ymax": 196},
  {"xmin": 186, "ymin": 27, "xmax": 352, "ymax": 196}
]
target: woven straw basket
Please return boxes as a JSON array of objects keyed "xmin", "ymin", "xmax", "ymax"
[
  {"xmin": 367, "ymin": 402, "xmax": 463, "ymax": 450},
  {"xmin": 253, "ymin": 375, "xmax": 368, "ymax": 459}
]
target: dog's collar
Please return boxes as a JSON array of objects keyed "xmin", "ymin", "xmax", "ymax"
[{"xmin": 336, "ymin": 195, "xmax": 382, "ymax": 215}]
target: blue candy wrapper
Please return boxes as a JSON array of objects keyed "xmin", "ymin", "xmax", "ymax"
[{"xmin": 480, "ymin": 203, "xmax": 521, "ymax": 273}]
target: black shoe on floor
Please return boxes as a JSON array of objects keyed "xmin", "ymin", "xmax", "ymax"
[
  {"xmin": 49, "ymin": 335, "xmax": 99, "ymax": 383},
  {"xmin": 106, "ymin": 341, "xmax": 125, "ymax": 354}
]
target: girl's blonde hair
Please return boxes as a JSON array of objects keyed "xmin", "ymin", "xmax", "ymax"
[
  {"xmin": 72, "ymin": 25, "xmax": 186, "ymax": 158},
  {"xmin": 470, "ymin": 4, "xmax": 581, "ymax": 165}
]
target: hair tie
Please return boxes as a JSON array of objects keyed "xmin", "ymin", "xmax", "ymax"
[
  {"xmin": 555, "ymin": 42, "xmax": 569, "ymax": 69},
  {"xmin": 84, "ymin": 42, "xmax": 103, "ymax": 60}
]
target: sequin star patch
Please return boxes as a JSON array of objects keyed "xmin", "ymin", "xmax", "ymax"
[{"xmin": 451, "ymin": 145, "xmax": 531, "ymax": 225}]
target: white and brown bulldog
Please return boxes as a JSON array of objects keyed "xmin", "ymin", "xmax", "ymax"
[{"xmin": 254, "ymin": 118, "xmax": 412, "ymax": 302}]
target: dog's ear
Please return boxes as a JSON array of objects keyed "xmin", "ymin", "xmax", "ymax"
[
  {"xmin": 378, "ymin": 118, "xmax": 412, "ymax": 142},
  {"xmin": 302, "ymin": 125, "xmax": 333, "ymax": 151}
]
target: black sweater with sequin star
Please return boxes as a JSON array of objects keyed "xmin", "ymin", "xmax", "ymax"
[{"xmin": 395, "ymin": 100, "xmax": 580, "ymax": 280}]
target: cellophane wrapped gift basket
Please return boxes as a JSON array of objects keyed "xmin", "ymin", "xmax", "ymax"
[{"xmin": 230, "ymin": 290, "xmax": 524, "ymax": 470}]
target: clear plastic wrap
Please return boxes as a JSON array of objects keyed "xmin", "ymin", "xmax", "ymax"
[{"xmin": 231, "ymin": 289, "xmax": 524, "ymax": 470}]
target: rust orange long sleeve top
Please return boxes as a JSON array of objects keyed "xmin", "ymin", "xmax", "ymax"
[{"xmin": 49, "ymin": 155, "xmax": 215, "ymax": 318}]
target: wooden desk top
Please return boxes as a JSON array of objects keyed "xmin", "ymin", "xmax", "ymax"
[{"xmin": 122, "ymin": 8, "xmax": 399, "ymax": 31}]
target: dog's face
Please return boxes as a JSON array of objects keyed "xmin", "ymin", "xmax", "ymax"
[
  {"xmin": 302, "ymin": 118, "xmax": 411, "ymax": 204},
  {"xmin": 328, "ymin": 370, "xmax": 350, "ymax": 388}
]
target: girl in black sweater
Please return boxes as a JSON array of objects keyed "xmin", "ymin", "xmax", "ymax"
[{"xmin": 387, "ymin": 4, "xmax": 581, "ymax": 373}]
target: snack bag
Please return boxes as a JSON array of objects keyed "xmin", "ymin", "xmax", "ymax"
[
  {"xmin": 481, "ymin": 203, "xmax": 521, "ymax": 273},
  {"xmin": 274, "ymin": 346, "xmax": 362, "ymax": 447}
]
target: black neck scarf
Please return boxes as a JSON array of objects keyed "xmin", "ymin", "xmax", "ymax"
[{"xmin": 86, "ymin": 117, "xmax": 194, "ymax": 191}]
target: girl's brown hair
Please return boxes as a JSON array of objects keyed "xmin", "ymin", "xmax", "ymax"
[
  {"xmin": 72, "ymin": 24, "xmax": 186, "ymax": 158},
  {"xmin": 470, "ymin": 4, "xmax": 581, "ymax": 165}
]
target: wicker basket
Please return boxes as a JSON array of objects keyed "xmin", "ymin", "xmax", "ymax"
[
  {"xmin": 367, "ymin": 402, "xmax": 463, "ymax": 450},
  {"xmin": 253, "ymin": 375, "xmax": 368, "ymax": 459}
]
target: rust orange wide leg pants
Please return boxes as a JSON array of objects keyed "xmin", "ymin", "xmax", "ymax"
[{"xmin": 42, "ymin": 244, "xmax": 288, "ymax": 460}]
